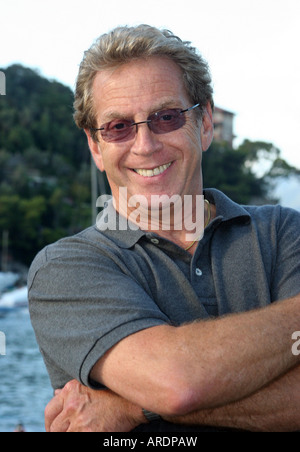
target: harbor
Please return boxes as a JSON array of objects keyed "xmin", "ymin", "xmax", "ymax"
[{"xmin": 0, "ymin": 272, "xmax": 52, "ymax": 432}]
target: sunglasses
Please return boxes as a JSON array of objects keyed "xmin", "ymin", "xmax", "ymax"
[{"xmin": 90, "ymin": 103, "xmax": 200, "ymax": 143}]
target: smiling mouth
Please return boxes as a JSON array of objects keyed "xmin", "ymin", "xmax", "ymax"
[{"xmin": 133, "ymin": 162, "xmax": 172, "ymax": 177}]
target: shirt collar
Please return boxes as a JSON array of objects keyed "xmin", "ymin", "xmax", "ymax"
[
  {"xmin": 204, "ymin": 188, "xmax": 251, "ymax": 223},
  {"xmin": 95, "ymin": 189, "xmax": 251, "ymax": 249},
  {"xmin": 95, "ymin": 199, "xmax": 146, "ymax": 248}
]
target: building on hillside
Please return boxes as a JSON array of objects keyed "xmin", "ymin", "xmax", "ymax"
[{"xmin": 213, "ymin": 106, "xmax": 235, "ymax": 147}]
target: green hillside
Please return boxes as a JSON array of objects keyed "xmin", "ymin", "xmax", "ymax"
[{"xmin": 0, "ymin": 64, "xmax": 297, "ymax": 267}]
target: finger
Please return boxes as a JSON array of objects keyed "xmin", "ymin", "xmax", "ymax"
[
  {"xmin": 49, "ymin": 411, "xmax": 71, "ymax": 433},
  {"xmin": 44, "ymin": 395, "xmax": 64, "ymax": 432}
]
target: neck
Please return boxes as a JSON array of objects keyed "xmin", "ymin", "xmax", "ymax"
[{"xmin": 113, "ymin": 188, "xmax": 212, "ymax": 249}]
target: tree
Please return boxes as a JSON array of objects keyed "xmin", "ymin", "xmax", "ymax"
[
  {"xmin": 203, "ymin": 141, "xmax": 266, "ymax": 204},
  {"xmin": 0, "ymin": 64, "xmax": 298, "ymax": 266},
  {"xmin": 203, "ymin": 139, "xmax": 299, "ymax": 205}
]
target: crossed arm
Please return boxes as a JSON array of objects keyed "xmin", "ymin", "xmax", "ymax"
[
  {"xmin": 45, "ymin": 363, "xmax": 300, "ymax": 432},
  {"xmin": 45, "ymin": 294, "xmax": 300, "ymax": 432}
]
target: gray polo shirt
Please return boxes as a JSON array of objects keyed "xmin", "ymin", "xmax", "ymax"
[{"xmin": 28, "ymin": 188, "xmax": 300, "ymax": 391}]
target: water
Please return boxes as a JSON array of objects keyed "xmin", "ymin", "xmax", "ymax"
[{"xmin": 0, "ymin": 308, "xmax": 53, "ymax": 432}]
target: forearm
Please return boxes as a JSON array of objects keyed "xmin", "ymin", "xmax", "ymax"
[
  {"xmin": 163, "ymin": 364, "xmax": 300, "ymax": 432},
  {"xmin": 92, "ymin": 295, "xmax": 300, "ymax": 415},
  {"xmin": 46, "ymin": 295, "xmax": 300, "ymax": 432},
  {"xmin": 172, "ymin": 295, "xmax": 300, "ymax": 413},
  {"xmin": 46, "ymin": 364, "xmax": 300, "ymax": 432}
]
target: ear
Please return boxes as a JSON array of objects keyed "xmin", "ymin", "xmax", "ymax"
[
  {"xmin": 84, "ymin": 129, "xmax": 105, "ymax": 172},
  {"xmin": 200, "ymin": 102, "xmax": 214, "ymax": 152}
]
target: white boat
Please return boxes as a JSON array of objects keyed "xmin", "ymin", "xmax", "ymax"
[
  {"xmin": 0, "ymin": 286, "xmax": 28, "ymax": 312},
  {"xmin": 0, "ymin": 272, "xmax": 20, "ymax": 293}
]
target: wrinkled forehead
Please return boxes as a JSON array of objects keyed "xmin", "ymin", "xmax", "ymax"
[{"xmin": 91, "ymin": 56, "xmax": 190, "ymax": 120}]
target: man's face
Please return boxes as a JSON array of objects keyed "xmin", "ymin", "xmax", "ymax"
[{"xmin": 86, "ymin": 56, "xmax": 212, "ymax": 213}]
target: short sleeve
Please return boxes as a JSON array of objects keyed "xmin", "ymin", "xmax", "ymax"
[
  {"xmin": 271, "ymin": 206, "xmax": 300, "ymax": 301},
  {"xmin": 28, "ymin": 237, "xmax": 169, "ymax": 389}
]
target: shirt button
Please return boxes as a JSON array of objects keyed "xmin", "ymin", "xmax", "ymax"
[
  {"xmin": 151, "ymin": 238, "xmax": 160, "ymax": 245},
  {"xmin": 195, "ymin": 268, "xmax": 202, "ymax": 276}
]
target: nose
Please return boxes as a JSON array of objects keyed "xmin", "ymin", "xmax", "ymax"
[{"xmin": 130, "ymin": 121, "xmax": 163, "ymax": 156}]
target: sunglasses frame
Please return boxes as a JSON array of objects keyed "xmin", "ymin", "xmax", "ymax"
[{"xmin": 90, "ymin": 103, "xmax": 200, "ymax": 143}]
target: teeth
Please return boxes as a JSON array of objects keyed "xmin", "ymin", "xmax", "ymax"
[{"xmin": 134, "ymin": 163, "xmax": 172, "ymax": 177}]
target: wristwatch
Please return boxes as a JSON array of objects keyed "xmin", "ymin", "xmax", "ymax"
[{"xmin": 142, "ymin": 408, "xmax": 162, "ymax": 422}]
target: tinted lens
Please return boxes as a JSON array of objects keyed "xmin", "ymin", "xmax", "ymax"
[
  {"xmin": 101, "ymin": 119, "xmax": 136, "ymax": 142},
  {"xmin": 149, "ymin": 109, "xmax": 185, "ymax": 134},
  {"xmin": 99, "ymin": 108, "xmax": 186, "ymax": 142}
]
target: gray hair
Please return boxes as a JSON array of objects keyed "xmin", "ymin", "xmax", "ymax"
[{"xmin": 74, "ymin": 24, "xmax": 214, "ymax": 134}]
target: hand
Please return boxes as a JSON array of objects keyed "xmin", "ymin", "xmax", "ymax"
[{"xmin": 45, "ymin": 379, "xmax": 145, "ymax": 432}]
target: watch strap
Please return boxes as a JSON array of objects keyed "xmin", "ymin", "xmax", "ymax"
[{"xmin": 142, "ymin": 408, "xmax": 162, "ymax": 422}]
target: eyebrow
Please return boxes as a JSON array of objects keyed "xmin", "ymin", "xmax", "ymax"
[
  {"xmin": 150, "ymin": 100, "xmax": 180, "ymax": 113},
  {"xmin": 100, "ymin": 100, "xmax": 182, "ymax": 124},
  {"xmin": 100, "ymin": 111, "xmax": 130, "ymax": 124}
]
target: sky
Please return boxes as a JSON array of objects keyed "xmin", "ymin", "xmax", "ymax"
[{"xmin": 1, "ymin": 0, "xmax": 300, "ymax": 207}]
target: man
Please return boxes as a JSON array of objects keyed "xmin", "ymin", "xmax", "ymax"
[{"xmin": 28, "ymin": 25, "xmax": 300, "ymax": 432}]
